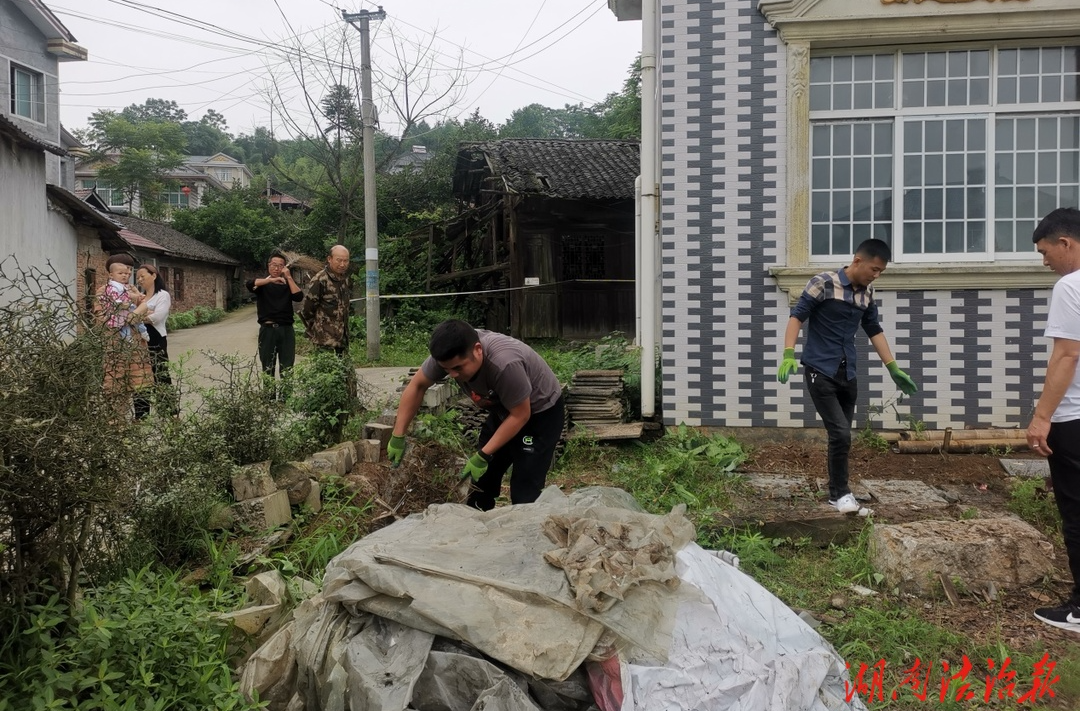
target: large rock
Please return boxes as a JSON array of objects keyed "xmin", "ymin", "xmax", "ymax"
[
  {"xmin": 272, "ymin": 461, "xmax": 317, "ymax": 489},
  {"xmin": 356, "ymin": 438, "xmax": 382, "ymax": 463},
  {"xmin": 363, "ymin": 422, "xmax": 394, "ymax": 448},
  {"xmin": 870, "ymin": 518, "xmax": 1056, "ymax": 595},
  {"xmin": 232, "ymin": 461, "xmax": 276, "ymax": 502},
  {"xmin": 234, "ymin": 490, "xmax": 292, "ymax": 531},
  {"xmin": 308, "ymin": 447, "xmax": 349, "ymax": 477}
]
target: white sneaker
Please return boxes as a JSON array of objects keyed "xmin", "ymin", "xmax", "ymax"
[{"xmin": 829, "ymin": 493, "xmax": 860, "ymax": 514}]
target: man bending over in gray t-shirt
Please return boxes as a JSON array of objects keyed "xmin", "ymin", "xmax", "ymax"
[{"xmin": 387, "ymin": 319, "xmax": 565, "ymax": 510}]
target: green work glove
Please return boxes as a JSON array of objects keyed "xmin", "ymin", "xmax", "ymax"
[
  {"xmin": 461, "ymin": 451, "xmax": 491, "ymax": 481},
  {"xmin": 886, "ymin": 361, "xmax": 918, "ymax": 396},
  {"xmin": 777, "ymin": 348, "xmax": 798, "ymax": 384},
  {"xmin": 387, "ymin": 434, "xmax": 406, "ymax": 467}
]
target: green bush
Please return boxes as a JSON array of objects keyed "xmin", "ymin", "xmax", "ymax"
[
  {"xmin": 166, "ymin": 308, "xmax": 226, "ymax": 331},
  {"xmin": 283, "ymin": 350, "xmax": 362, "ymax": 449},
  {"xmin": 0, "ymin": 568, "xmax": 259, "ymax": 711},
  {"xmin": 167, "ymin": 311, "xmax": 198, "ymax": 331}
]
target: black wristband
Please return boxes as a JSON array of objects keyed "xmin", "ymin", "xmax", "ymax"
[{"xmin": 476, "ymin": 450, "xmax": 494, "ymax": 463}]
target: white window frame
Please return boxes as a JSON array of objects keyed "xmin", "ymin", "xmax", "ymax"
[
  {"xmin": 808, "ymin": 44, "xmax": 1080, "ymax": 266},
  {"xmin": 10, "ymin": 63, "xmax": 45, "ymax": 124}
]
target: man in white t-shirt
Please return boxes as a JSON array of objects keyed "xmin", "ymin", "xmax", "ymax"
[
  {"xmin": 1027, "ymin": 207, "xmax": 1080, "ymax": 634},
  {"xmin": 387, "ymin": 320, "xmax": 565, "ymax": 510}
]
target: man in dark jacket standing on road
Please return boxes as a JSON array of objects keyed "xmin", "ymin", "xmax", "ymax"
[{"xmin": 247, "ymin": 250, "xmax": 302, "ymax": 379}]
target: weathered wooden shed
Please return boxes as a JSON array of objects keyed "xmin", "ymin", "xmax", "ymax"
[{"xmin": 448, "ymin": 138, "xmax": 639, "ymax": 339}]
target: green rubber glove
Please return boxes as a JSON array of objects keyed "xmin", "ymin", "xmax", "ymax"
[
  {"xmin": 777, "ymin": 347, "xmax": 798, "ymax": 384},
  {"xmin": 886, "ymin": 361, "xmax": 918, "ymax": 396},
  {"xmin": 461, "ymin": 451, "xmax": 491, "ymax": 481},
  {"xmin": 387, "ymin": 434, "xmax": 406, "ymax": 466}
]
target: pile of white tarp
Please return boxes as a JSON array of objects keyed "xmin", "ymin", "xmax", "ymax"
[{"xmin": 239, "ymin": 486, "xmax": 864, "ymax": 711}]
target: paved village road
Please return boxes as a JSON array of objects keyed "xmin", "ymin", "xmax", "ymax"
[{"xmin": 166, "ymin": 304, "xmax": 412, "ymax": 411}]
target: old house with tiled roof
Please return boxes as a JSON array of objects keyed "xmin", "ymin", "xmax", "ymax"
[
  {"xmin": 447, "ymin": 138, "xmax": 639, "ymax": 339},
  {"xmin": 108, "ymin": 215, "xmax": 240, "ymax": 311}
]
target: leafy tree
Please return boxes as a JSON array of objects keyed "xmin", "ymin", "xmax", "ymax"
[
  {"xmin": 181, "ymin": 110, "xmax": 234, "ymax": 156},
  {"xmin": 91, "ymin": 117, "xmax": 187, "ymax": 220},
  {"xmin": 588, "ymin": 56, "xmax": 642, "ymax": 139},
  {"xmin": 170, "ymin": 186, "xmax": 297, "ymax": 266},
  {"xmin": 235, "ymin": 126, "xmax": 278, "ymax": 167},
  {"xmin": 120, "ymin": 97, "xmax": 188, "ymax": 124},
  {"xmin": 321, "ymin": 83, "xmax": 361, "ymax": 139}
]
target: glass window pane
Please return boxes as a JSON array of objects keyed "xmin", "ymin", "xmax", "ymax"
[
  {"xmin": 903, "ymin": 81, "xmax": 924, "ymax": 108},
  {"xmin": 946, "ymin": 154, "xmax": 965, "ymax": 185},
  {"xmin": 996, "ymin": 120, "xmax": 1014, "ymax": 152},
  {"xmin": 945, "ymin": 222, "xmax": 965, "ymax": 253},
  {"xmin": 1060, "ymin": 185, "xmax": 1079, "ymax": 210},
  {"xmin": 834, "ymin": 56, "xmax": 853, "ymax": 82},
  {"xmin": 812, "ymin": 125, "xmax": 831, "ymax": 156},
  {"xmin": 832, "ymin": 224, "xmax": 850, "ymax": 254},
  {"xmin": 1038, "ymin": 188, "xmax": 1057, "ymax": 217},
  {"xmin": 810, "ymin": 85, "xmax": 831, "ymax": 111},
  {"xmin": 875, "ymin": 53, "xmax": 893, "ymax": 79},
  {"xmin": 968, "ymin": 121, "xmax": 985, "ymax": 151},
  {"xmin": 1016, "ymin": 186, "xmax": 1036, "ymax": 217},
  {"xmin": 813, "ymin": 158, "xmax": 830, "ymax": 185},
  {"xmin": 1042, "ymin": 75, "xmax": 1061, "ymax": 103},
  {"xmin": 970, "ymin": 78, "xmax": 989, "ymax": 105},
  {"xmin": 810, "ymin": 57, "xmax": 831, "ymax": 84},
  {"xmin": 925, "ymin": 154, "xmax": 944, "ymax": 186},
  {"xmin": 948, "ymin": 51, "xmax": 967, "ymax": 77},
  {"xmin": 854, "ymin": 83, "xmax": 873, "ymax": 110},
  {"xmin": 996, "ymin": 187, "xmax": 1014, "ymax": 218},
  {"xmin": 874, "ymin": 190, "xmax": 892, "ymax": 220},
  {"xmin": 1061, "ymin": 118, "xmax": 1079, "ymax": 150},
  {"xmin": 834, "ymin": 158, "xmax": 851, "ymax": 189},
  {"xmin": 812, "ymin": 192, "xmax": 831, "ymax": 220},
  {"xmin": 812, "ymin": 225, "xmax": 830, "ymax": 255},
  {"xmin": 1038, "ymin": 118, "xmax": 1057, "ymax": 150},
  {"xmin": 1017, "ymin": 119, "xmax": 1037, "ymax": 150},
  {"xmin": 996, "ymin": 153, "xmax": 1014, "ymax": 184},
  {"xmin": 927, "ymin": 80, "xmax": 946, "ymax": 106},
  {"xmin": 904, "ymin": 189, "xmax": 922, "ymax": 220},
  {"xmin": 1016, "ymin": 153, "xmax": 1036, "ymax": 183},
  {"xmin": 1043, "ymin": 47, "xmax": 1063, "ymax": 73},
  {"xmin": 945, "ymin": 120, "xmax": 965, "ymax": 152},
  {"xmin": 945, "ymin": 187, "xmax": 965, "ymax": 219},
  {"xmin": 967, "ymin": 187, "xmax": 986, "ymax": 219},
  {"xmin": 999, "ymin": 49, "xmax": 1018, "ymax": 76},
  {"xmin": 1019, "ymin": 78, "xmax": 1040, "ymax": 104},
  {"xmin": 926, "ymin": 223, "xmax": 944, "ymax": 253},
  {"xmin": 904, "ymin": 155, "xmax": 922, "ymax": 187},
  {"xmin": 1062, "ymin": 153, "xmax": 1080, "ymax": 183},
  {"xmin": 903, "ymin": 223, "xmax": 922, "ymax": 253},
  {"xmin": 995, "ymin": 221, "xmax": 1014, "ymax": 251},
  {"xmin": 834, "ymin": 124, "xmax": 852, "ymax": 155},
  {"xmin": 833, "ymin": 85, "xmax": 851, "ymax": 111},
  {"xmin": 875, "ymin": 123, "xmax": 893, "ymax": 153},
  {"xmin": 925, "ymin": 188, "xmax": 944, "ymax": 220},
  {"xmin": 927, "ymin": 53, "xmax": 947, "ymax": 79},
  {"xmin": 947, "ymin": 79, "xmax": 966, "ymax": 106},
  {"xmin": 971, "ymin": 50, "xmax": 990, "ymax": 76},
  {"xmin": 1038, "ymin": 152, "xmax": 1058, "ymax": 183},
  {"xmin": 903, "ymin": 53, "xmax": 925, "ymax": 79},
  {"xmin": 854, "ymin": 157, "xmax": 872, "ymax": 185},
  {"xmin": 875, "ymin": 157, "xmax": 892, "ymax": 185},
  {"xmin": 875, "ymin": 82, "xmax": 894, "ymax": 109},
  {"xmin": 853, "ymin": 190, "xmax": 872, "ymax": 218},
  {"xmin": 853, "ymin": 124, "xmax": 872, "ymax": 154},
  {"xmin": 854, "ymin": 55, "xmax": 874, "ymax": 81},
  {"xmin": 968, "ymin": 222, "xmax": 985, "ymax": 252},
  {"xmin": 1019, "ymin": 48, "xmax": 1040, "ymax": 75},
  {"xmin": 925, "ymin": 120, "xmax": 943, "ymax": 153},
  {"xmin": 998, "ymin": 78, "xmax": 1017, "ymax": 104}
]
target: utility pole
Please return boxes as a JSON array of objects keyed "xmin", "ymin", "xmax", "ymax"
[{"xmin": 343, "ymin": 6, "xmax": 386, "ymax": 360}]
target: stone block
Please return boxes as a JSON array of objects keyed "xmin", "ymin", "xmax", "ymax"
[
  {"xmin": 286, "ymin": 477, "xmax": 312, "ymax": 505},
  {"xmin": 331, "ymin": 441, "xmax": 355, "ymax": 473},
  {"xmin": 743, "ymin": 473, "xmax": 812, "ymax": 500},
  {"xmin": 308, "ymin": 447, "xmax": 347, "ymax": 477},
  {"xmin": 216, "ymin": 604, "xmax": 280, "ymax": 636},
  {"xmin": 273, "ymin": 461, "xmax": 317, "ymax": 489},
  {"xmin": 357, "ymin": 439, "xmax": 382, "ymax": 463},
  {"xmin": 304, "ymin": 480, "xmax": 322, "ymax": 514},
  {"xmin": 422, "ymin": 382, "xmax": 450, "ymax": 409},
  {"xmin": 363, "ymin": 422, "xmax": 394, "ymax": 448},
  {"xmin": 232, "ymin": 461, "xmax": 276, "ymax": 502},
  {"xmin": 999, "ymin": 459, "xmax": 1050, "ymax": 479},
  {"xmin": 862, "ymin": 479, "xmax": 949, "ymax": 508},
  {"xmin": 234, "ymin": 490, "xmax": 292, "ymax": 531},
  {"xmin": 870, "ymin": 518, "xmax": 1056, "ymax": 596},
  {"xmin": 245, "ymin": 570, "xmax": 287, "ymax": 607}
]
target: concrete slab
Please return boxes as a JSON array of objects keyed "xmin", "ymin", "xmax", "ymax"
[
  {"xmin": 743, "ymin": 473, "xmax": 813, "ymax": 500},
  {"xmin": 999, "ymin": 459, "xmax": 1050, "ymax": 479},
  {"xmin": 862, "ymin": 479, "xmax": 949, "ymax": 508}
]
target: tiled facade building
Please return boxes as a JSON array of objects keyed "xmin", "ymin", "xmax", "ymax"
[{"xmin": 610, "ymin": 0, "xmax": 1080, "ymax": 429}]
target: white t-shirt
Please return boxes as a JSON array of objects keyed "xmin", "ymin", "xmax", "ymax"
[
  {"xmin": 1044, "ymin": 270, "xmax": 1080, "ymax": 421},
  {"xmin": 144, "ymin": 291, "xmax": 171, "ymax": 338}
]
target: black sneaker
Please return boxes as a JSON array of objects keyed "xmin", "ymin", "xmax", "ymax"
[{"xmin": 1034, "ymin": 600, "xmax": 1080, "ymax": 633}]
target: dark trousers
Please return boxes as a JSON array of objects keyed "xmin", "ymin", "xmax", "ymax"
[
  {"xmin": 805, "ymin": 364, "xmax": 858, "ymax": 501},
  {"xmin": 258, "ymin": 323, "xmax": 295, "ymax": 377},
  {"xmin": 1046, "ymin": 420, "xmax": 1080, "ymax": 603},
  {"xmin": 134, "ymin": 339, "xmax": 177, "ymax": 419},
  {"xmin": 468, "ymin": 395, "xmax": 566, "ymax": 511}
]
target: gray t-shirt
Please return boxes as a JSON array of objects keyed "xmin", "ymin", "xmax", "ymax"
[{"xmin": 421, "ymin": 330, "xmax": 562, "ymax": 418}]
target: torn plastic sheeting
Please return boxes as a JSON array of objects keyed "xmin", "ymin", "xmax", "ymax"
[
  {"xmin": 617, "ymin": 543, "xmax": 867, "ymax": 711},
  {"xmin": 319, "ymin": 486, "xmax": 693, "ymax": 680}
]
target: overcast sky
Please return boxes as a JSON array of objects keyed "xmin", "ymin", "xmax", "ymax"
[{"xmin": 52, "ymin": 0, "xmax": 642, "ymax": 139}]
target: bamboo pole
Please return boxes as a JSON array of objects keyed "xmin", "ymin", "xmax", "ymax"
[
  {"xmin": 892, "ymin": 438, "xmax": 1028, "ymax": 454},
  {"xmin": 899, "ymin": 429, "xmax": 1024, "ymax": 441}
]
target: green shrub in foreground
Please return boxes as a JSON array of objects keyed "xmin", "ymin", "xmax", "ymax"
[{"xmin": 0, "ymin": 568, "xmax": 259, "ymax": 711}]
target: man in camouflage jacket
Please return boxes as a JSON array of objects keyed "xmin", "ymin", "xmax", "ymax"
[{"xmin": 301, "ymin": 244, "xmax": 352, "ymax": 354}]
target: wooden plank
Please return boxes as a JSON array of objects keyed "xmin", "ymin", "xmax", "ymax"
[
  {"xmin": 573, "ymin": 422, "xmax": 644, "ymax": 440},
  {"xmin": 429, "ymin": 263, "xmax": 510, "ymax": 283}
]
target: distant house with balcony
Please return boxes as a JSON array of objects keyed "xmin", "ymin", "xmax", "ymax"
[{"xmin": 74, "ymin": 151, "xmax": 252, "ymax": 216}]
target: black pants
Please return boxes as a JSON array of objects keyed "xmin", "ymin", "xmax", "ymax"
[
  {"xmin": 1046, "ymin": 420, "xmax": 1080, "ymax": 603},
  {"xmin": 805, "ymin": 364, "xmax": 858, "ymax": 501},
  {"xmin": 468, "ymin": 395, "xmax": 566, "ymax": 511},
  {"xmin": 258, "ymin": 322, "xmax": 295, "ymax": 377},
  {"xmin": 134, "ymin": 339, "xmax": 177, "ymax": 419}
]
